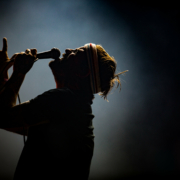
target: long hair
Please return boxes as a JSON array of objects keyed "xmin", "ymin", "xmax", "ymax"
[
  {"xmin": 63, "ymin": 45, "xmax": 128, "ymax": 101},
  {"xmin": 96, "ymin": 45, "xmax": 128, "ymax": 100}
]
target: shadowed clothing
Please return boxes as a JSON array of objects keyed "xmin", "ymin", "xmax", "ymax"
[{"xmin": 13, "ymin": 87, "xmax": 95, "ymax": 180}]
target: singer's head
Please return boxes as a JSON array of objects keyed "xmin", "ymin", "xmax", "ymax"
[{"xmin": 49, "ymin": 44, "xmax": 126, "ymax": 100}]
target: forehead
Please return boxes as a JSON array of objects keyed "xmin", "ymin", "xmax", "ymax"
[{"xmin": 77, "ymin": 46, "xmax": 86, "ymax": 50}]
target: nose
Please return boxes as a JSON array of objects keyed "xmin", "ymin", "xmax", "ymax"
[{"xmin": 65, "ymin": 49, "xmax": 72, "ymax": 54}]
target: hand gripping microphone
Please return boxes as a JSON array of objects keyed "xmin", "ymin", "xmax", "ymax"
[
  {"xmin": 0, "ymin": 47, "xmax": 61, "ymax": 145},
  {"xmin": 0, "ymin": 47, "xmax": 61, "ymax": 78}
]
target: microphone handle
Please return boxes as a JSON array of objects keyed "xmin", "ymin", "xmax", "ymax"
[{"xmin": 36, "ymin": 48, "xmax": 61, "ymax": 60}]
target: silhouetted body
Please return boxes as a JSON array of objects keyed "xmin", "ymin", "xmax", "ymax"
[
  {"xmin": 13, "ymin": 87, "xmax": 94, "ymax": 180},
  {"xmin": 0, "ymin": 38, "xmax": 125, "ymax": 180}
]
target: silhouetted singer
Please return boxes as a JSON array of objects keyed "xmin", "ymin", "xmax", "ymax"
[{"xmin": 0, "ymin": 37, "xmax": 127, "ymax": 180}]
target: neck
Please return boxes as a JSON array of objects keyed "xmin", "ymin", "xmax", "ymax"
[{"xmin": 56, "ymin": 81, "xmax": 64, "ymax": 89}]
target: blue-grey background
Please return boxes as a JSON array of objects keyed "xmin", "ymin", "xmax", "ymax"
[{"xmin": 0, "ymin": 0, "xmax": 179, "ymax": 179}]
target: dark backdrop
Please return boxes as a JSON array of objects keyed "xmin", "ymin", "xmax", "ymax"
[{"xmin": 0, "ymin": 0, "xmax": 179, "ymax": 179}]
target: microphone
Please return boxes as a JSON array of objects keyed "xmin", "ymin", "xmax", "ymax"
[
  {"xmin": 36, "ymin": 48, "xmax": 61, "ymax": 60},
  {"xmin": 9, "ymin": 48, "xmax": 61, "ymax": 63}
]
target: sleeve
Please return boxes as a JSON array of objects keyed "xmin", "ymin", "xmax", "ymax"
[
  {"xmin": 0, "ymin": 99, "xmax": 50, "ymax": 134},
  {"xmin": 0, "ymin": 89, "xmax": 67, "ymax": 133}
]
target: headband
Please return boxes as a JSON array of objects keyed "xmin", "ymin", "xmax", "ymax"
[{"xmin": 84, "ymin": 43, "xmax": 101, "ymax": 94}]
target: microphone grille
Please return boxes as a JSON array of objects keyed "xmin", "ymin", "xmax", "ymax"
[{"xmin": 51, "ymin": 48, "xmax": 61, "ymax": 59}]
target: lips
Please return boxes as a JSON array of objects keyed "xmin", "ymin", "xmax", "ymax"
[
  {"xmin": 62, "ymin": 53, "xmax": 69, "ymax": 60},
  {"xmin": 62, "ymin": 53, "xmax": 66, "ymax": 57}
]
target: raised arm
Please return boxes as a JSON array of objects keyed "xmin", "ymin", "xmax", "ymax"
[
  {"xmin": 0, "ymin": 38, "xmax": 38, "ymax": 135},
  {"xmin": 0, "ymin": 38, "xmax": 13, "ymax": 90},
  {"xmin": 0, "ymin": 41, "xmax": 36, "ymax": 106}
]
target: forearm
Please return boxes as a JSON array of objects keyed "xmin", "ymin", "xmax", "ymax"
[{"xmin": 0, "ymin": 72, "xmax": 25, "ymax": 108}]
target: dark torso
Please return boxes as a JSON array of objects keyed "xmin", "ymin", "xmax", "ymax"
[{"xmin": 13, "ymin": 87, "xmax": 95, "ymax": 180}]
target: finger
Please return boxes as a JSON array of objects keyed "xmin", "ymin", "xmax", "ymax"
[
  {"xmin": 28, "ymin": 54, "xmax": 36, "ymax": 62},
  {"xmin": 2, "ymin": 37, "xmax": 8, "ymax": 52},
  {"xmin": 30, "ymin": 49, "xmax": 37, "ymax": 57},
  {"xmin": 10, "ymin": 54, "xmax": 18, "ymax": 61},
  {"xmin": 20, "ymin": 53, "xmax": 35, "ymax": 63},
  {"xmin": 25, "ymin": 49, "xmax": 31, "ymax": 55},
  {"xmin": 5, "ymin": 60, "xmax": 14, "ymax": 70}
]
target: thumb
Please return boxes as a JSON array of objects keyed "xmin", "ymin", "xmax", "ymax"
[
  {"xmin": 4, "ymin": 60, "xmax": 14, "ymax": 71},
  {"xmin": 2, "ymin": 37, "xmax": 8, "ymax": 52},
  {"xmin": 30, "ymin": 49, "xmax": 37, "ymax": 58}
]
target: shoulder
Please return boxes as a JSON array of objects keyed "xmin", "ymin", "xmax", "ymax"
[
  {"xmin": 27, "ymin": 87, "xmax": 78, "ymax": 114},
  {"xmin": 39, "ymin": 87, "xmax": 73, "ymax": 96},
  {"xmin": 23, "ymin": 88, "xmax": 75, "ymax": 123},
  {"xmin": 31, "ymin": 87, "xmax": 74, "ymax": 102}
]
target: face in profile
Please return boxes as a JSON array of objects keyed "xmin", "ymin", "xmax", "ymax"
[{"xmin": 49, "ymin": 46, "xmax": 87, "ymax": 87}]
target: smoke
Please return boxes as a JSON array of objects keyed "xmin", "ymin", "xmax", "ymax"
[{"xmin": 0, "ymin": 0, "xmax": 179, "ymax": 179}]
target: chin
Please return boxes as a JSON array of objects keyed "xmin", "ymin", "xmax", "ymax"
[{"xmin": 49, "ymin": 60, "xmax": 56, "ymax": 69}]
